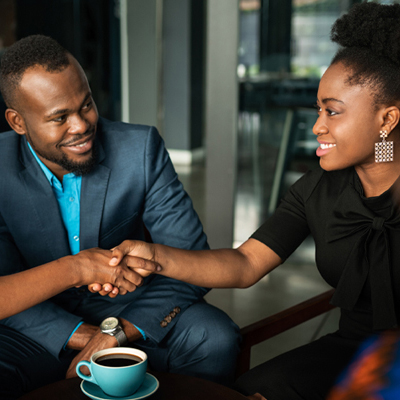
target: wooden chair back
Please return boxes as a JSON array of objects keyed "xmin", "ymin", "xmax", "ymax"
[{"xmin": 236, "ymin": 289, "xmax": 336, "ymax": 378}]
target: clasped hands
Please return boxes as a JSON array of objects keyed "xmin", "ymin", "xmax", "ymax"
[{"xmin": 81, "ymin": 241, "xmax": 158, "ymax": 298}]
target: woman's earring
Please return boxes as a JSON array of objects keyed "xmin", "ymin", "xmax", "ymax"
[{"xmin": 375, "ymin": 130, "xmax": 393, "ymax": 162}]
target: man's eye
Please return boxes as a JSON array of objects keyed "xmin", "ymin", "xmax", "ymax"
[
  {"xmin": 53, "ymin": 115, "xmax": 66, "ymax": 123},
  {"xmin": 314, "ymin": 103, "xmax": 321, "ymax": 113},
  {"xmin": 83, "ymin": 101, "xmax": 92, "ymax": 109}
]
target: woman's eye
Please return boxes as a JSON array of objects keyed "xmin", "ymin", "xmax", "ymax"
[
  {"xmin": 314, "ymin": 103, "xmax": 321, "ymax": 113},
  {"xmin": 327, "ymin": 109, "xmax": 338, "ymax": 116}
]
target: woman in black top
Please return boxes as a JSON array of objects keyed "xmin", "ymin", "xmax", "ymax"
[{"xmin": 108, "ymin": 3, "xmax": 400, "ymax": 399}]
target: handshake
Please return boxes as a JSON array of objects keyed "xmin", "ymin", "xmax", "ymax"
[{"xmin": 75, "ymin": 240, "xmax": 160, "ymax": 298}]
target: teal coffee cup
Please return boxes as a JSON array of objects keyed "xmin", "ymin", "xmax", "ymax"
[{"xmin": 76, "ymin": 347, "xmax": 147, "ymax": 397}]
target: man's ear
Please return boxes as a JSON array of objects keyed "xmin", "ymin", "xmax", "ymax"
[{"xmin": 5, "ymin": 109, "xmax": 27, "ymax": 135}]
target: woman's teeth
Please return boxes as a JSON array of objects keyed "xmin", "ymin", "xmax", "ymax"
[{"xmin": 320, "ymin": 143, "xmax": 336, "ymax": 149}]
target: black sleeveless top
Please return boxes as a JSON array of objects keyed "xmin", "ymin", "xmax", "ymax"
[{"xmin": 251, "ymin": 167, "xmax": 400, "ymax": 339}]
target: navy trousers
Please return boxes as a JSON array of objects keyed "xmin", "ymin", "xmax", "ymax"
[{"xmin": 0, "ymin": 302, "xmax": 240, "ymax": 399}]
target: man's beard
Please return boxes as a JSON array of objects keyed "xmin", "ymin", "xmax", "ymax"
[
  {"xmin": 50, "ymin": 146, "xmax": 97, "ymax": 176},
  {"xmin": 29, "ymin": 135, "xmax": 97, "ymax": 176}
]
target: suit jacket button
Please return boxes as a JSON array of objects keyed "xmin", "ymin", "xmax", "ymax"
[
  {"xmin": 165, "ymin": 315, "xmax": 172, "ymax": 323},
  {"xmin": 173, "ymin": 307, "xmax": 181, "ymax": 314},
  {"xmin": 160, "ymin": 320, "xmax": 168, "ymax": 328},
  {"xmin": 170, "ymin": 311, "xmax": 176, "ymax": 318}
]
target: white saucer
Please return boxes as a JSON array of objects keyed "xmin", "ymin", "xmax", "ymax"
[{"xmin": 80, "ymin": 373, "xmax": 159, "ymax": 400}]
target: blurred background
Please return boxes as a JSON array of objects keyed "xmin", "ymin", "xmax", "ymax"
[{"xmin": 0, "ymin": 0, "xmax": 396, "ymax": 369}]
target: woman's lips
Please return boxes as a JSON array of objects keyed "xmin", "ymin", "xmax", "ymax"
[{"xmin": 316, "ymin": 142, "xmax": 336, "ymax": 157}]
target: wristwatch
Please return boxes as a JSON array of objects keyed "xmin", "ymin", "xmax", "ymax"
[{"xmin": 100, "ymin": 317, "xmax": 129, "ymax": 347}]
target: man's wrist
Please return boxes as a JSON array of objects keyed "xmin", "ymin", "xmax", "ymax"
[
  {"xmin": 65, "ymin": 322, "xmax": 99, "ymax": 350},
  {"xmin": 54, "ymin": 256, "xmax": 81, "ymax": 288},
  {"xmin": 100, "ymin": 317, "xmax": 129, "ymax": 346},
  {"xmin": 63, "ymin": 321, "xmax": 84, "ymax": 350},
  {"xmin": 61, "ymin": 254, "xmax": 85, "ymax": 287},
  {"xmin": 120, "ymin": 318, "xmax": 144, "ymax": 342}
]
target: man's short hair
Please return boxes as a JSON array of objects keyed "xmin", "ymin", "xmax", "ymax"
[{"xmin": 0, "ymin": 35, "xmax": 70, "ymax": 109}]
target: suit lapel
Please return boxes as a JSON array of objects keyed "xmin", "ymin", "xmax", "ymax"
[
  {"xmin": 19, "ymin": 147, "xmax": 70, "ymax": 260},
  {"xmin": 80, "ymin": 141, "xmax": 110, "ymax": 250}
]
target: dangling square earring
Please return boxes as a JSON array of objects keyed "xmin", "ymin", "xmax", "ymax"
[{"xmin": 375, "ymin": 130, "xmax": 394, "ymax": 162}]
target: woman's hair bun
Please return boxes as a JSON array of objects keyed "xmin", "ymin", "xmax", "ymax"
[{"xmin": 330, "ymin": 2, "xmax": 400, "ymax": 66}]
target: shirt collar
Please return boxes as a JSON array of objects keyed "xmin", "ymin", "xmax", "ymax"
[
  {"xmin": 26, "ymin": 141, "xmax": 80, "ymax": 190},
  {"xmin": 27, "ymin": 141, "xmax": 58, "ymax": 185}
]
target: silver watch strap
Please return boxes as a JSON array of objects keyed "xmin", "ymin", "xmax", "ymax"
[{"xmin": 114, "ymin": 327, "xmax": 129, "ymax": 347}]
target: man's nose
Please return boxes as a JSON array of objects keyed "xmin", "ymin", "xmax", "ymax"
[{"xmin": 69, "ymin": 114, "xmax": 89, "ymax": 134}]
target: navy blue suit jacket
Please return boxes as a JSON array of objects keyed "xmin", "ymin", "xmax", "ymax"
[{"xmin": 0, "ymin": 118, "xmax": 209, "ymax": 357}]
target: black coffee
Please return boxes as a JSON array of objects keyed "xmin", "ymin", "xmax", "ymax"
[{"xmin": 96, "ymin": 354, "xmax": 143, "ymax": 367}]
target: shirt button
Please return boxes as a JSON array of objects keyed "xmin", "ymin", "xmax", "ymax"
[
  {"xmin": 69, "ymin": 197, "xmax": 75, "ymax": 202},
  {"xmin": 73, "ymin": 236, "xmax": 79, "ymax": 241}
]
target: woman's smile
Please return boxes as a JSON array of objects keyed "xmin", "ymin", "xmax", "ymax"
[{"xmin": 316, "ymin": 142, "xmax": 337, "ymax": 157}]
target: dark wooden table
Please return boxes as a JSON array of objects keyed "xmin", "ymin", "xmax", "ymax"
[{"xmin": 18, "ymin": 371, "xmax": 248, "ymax": 400}]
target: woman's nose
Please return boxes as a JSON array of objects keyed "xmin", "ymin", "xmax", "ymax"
[{"xmin": 312, "ymin": 116, "xmax": 328, "ymax": 136}]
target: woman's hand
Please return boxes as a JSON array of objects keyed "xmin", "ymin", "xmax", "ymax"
[{"xmin": 109, "ymin": 240, "xmax": 161, "ymax": 278}]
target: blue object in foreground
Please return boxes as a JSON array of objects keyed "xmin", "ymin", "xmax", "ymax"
[{"xmin": 80, "ymin": 373, "xmax": 159, "ymax": 400}]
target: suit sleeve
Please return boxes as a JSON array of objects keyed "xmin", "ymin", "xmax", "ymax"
[
  {"xmin": 118, "ymin": 127, "xmax": 210, "ymax": 343},
  {"xmin": 0, "ymin": 211, "xmax": 83, "ymax": 358}
]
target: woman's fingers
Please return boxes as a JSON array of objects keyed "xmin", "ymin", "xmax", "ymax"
[
  {"xmin": 115, "ymin": 265, "xmax": 143, "ymax": 292},
  {"xmin": 109, "ymin": 241, "xmax": 137, "ymax": 266},
  {"xmin": 109, "ymin": 240, "xmax": 157, "ymax": 267},
  {"xmin": 110, "ymin": 255, "xmax": 160, "ymax": 291},
  {"xmin": 124, "ymin": 255, "xmax": 161, "ymax": 272},
  {"xmin": 117, "ymin": 287, "xmax": 127, "ymax": 295}
]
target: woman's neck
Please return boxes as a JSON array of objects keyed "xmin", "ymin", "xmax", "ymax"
[{"xmin": 355, "ymin": 163, "xmax": 400, "ymax": 198}]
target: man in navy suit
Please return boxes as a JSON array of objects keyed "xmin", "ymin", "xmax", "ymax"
[{"xmin": 0, "ymin": 35, "xmax": 240, "ymax": 399}]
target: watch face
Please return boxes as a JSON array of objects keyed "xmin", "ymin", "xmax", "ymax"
[{"xmin": 101, "ymin": 317, "xmax": 118, "ymax": 332}]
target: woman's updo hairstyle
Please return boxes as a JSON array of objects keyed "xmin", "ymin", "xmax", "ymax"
[{"xmin": 330, "ymin": 2, "xmax": 400, "ymax": 108}]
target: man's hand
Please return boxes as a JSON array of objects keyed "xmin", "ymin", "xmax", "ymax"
[
  {"xmin": 86, "ymin": 279, "xmax": 140, "ymax": 300},
  {"xmin": 66, "ymin": 318, "xmax": 143, "ymax": 379},
  {"xmin": 88, "ymin": 283, "xmax": 120, "ymax": 298},
  {"xmin": 66, "ymin": 328, "xmax": 118, "ymax": 379}
]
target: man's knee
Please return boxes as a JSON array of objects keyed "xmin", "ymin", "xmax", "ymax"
[
  {"xmin": 164, "ymin": 302, "xmax": 241, "ymax": 385},
  {"xmin": 176, "ymin": 302, "xmax": 241, "ymax": 358}
]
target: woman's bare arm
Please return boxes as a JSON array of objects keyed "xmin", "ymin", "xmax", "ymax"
[{"xmin": 111, "ymin": 238, "xmax": 282, "ymax": 288}]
